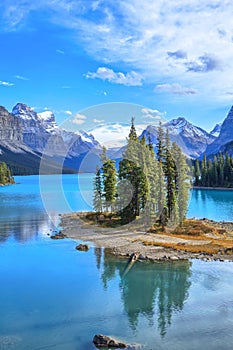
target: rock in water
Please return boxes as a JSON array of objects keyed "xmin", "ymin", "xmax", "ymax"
[
  {"xmin": 93, "ymin": 334, "xmax": 127, "ymax": 348},
  {"xmin": 50, "ymin": 232, "xmax": 67, "ymax": 239},
  {"xmin": 75, "ymin": 244, "xmax": 89, "ymax": 251}
]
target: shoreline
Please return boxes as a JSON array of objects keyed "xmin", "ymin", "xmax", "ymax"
[
  {"xmin": 193, "ymin": 186, "xmax": 233, "ymax": 191},
  {"xmin": 59, "ymin": 213, "xmax": 233, "ymax": 262}
]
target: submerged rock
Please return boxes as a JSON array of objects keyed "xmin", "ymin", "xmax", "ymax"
[
  {"xmin": 93, "ymin": 334, "xmax": 127, "ymax": 348},
  {"xmin": 75, "ymin": 243, "xmax": 89, "ymax": 251}
]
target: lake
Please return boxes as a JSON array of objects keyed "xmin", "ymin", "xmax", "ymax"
[{"xmin": 0, "ymin": 175, "xmax": 233, "ymax": 350}]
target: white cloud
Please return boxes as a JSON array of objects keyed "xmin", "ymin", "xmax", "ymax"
[
  {"xmin": 85, "ymin": 67, "xmax": 143, "ymax": 86},
  {"xmin": 141, "ymin": 107, "xmax": 166, "ymax": 121},
  {"xmin": 65, "ymin": 110, "xmax": 72, "ymax": 115},
  {"xmin": 156, "ymin": 83, "xmax": 198, "ymax": 96},
  {"xmin": 93, "ymin": 118, "xmax": 105, "ymax": 123},
  {"xmin": 61, "ymin": 85, "xmax": 71, "ymax": 89},
  {"xmin": 14, "ymin": 75, "xmax": 29, "ymax": 81},
  {"xmin": 3, "ymin": 1, "xmax": 233, "ymax": 100},
  {"xmin": 72, "ymin": 113, "xmax": 87, "ymax": 125},
  {"xmin": 0, "ymin": 80, "xmax": 14, "ymax": 86}
]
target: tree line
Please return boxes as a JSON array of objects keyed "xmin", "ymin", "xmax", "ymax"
[
  {"xmin": 193, "ymin": 152, "xmax": 233, "ymax": 188},
  {"xmin": 0, "ymin": 162, "xmax": 14, "ymax": 185},
  {"xmin": 93, "ymin": 119, "xmax": 190, "ymax": 228}
]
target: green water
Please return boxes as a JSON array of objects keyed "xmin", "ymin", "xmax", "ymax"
[{"xmin": 0, "ymin": 175, "xmax": 233, "ymax": 349}]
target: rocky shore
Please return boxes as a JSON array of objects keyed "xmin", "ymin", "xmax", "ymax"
[{"xmin": 58, "ymin": 213, "xmax": 233, "ymax": 262}]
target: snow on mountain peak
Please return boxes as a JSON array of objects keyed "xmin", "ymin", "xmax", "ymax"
[
  {"xmin": 210, "ymin": 122, "xmax": 222, "ymax": 137},
  {"xmin": 12, "ymin": 103, "xmax": 38, "ymax": 121},
  {"xmin": 38, "ymin": 111, "xmax": 55, "ymax": 123}
]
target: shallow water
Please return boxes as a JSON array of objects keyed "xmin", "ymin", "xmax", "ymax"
[{"xmin": 0, "ymin": 175, "xmax": 233, "ymax": 349}]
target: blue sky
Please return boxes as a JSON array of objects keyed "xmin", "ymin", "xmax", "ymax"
[{"xmin": 0, "ymin": 0, "xmax": 233, "ymax": 131}]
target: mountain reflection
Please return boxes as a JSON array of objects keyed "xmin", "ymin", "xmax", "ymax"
[
  {"xmin": 100, "ymin": 250, "xmax": 191, "ymax": 336},
  {"xmin": 0, "ymin": 214, "xmax": 55, "ymax": 243}
]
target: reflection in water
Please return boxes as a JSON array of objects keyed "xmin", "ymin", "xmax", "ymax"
[
  {"xmin": 94, "ymin": 247, "xmax": 102, "ymax": 270},
  {"xmin": 0, "ymin": 214, "xmax": 57, "ymax": 243},
  {"xmin": 101, "ymin": 250, "xmax": 191, "ymax": 336}
]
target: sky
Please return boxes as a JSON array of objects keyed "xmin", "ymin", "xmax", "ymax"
[{"xmin": 0, "ymin": 0, "xmax": 233, "ymax": 132}]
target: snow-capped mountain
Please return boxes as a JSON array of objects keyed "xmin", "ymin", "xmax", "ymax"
[
  {"xmin": 12, "ymin": 103, "xmax": 101, "ymax": 157},
  {"xmin": 140, "ymin": 117, "xmax": 216, "ymax": 158},
  {"xmin": 210, "ymin": 122, "xmax": 222, "ymax": 138},
  {"xmin": 205, "ymin": 106, "xmax": 233, "ymax": 156}
]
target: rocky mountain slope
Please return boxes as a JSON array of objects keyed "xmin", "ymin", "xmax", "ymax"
[
  {"xmin": 205, "ymin": 106, "xmax": 233, "ymax": 156},
  {"xmin": 0, "ymin": 103, "xmax": 102, "ymax": 174},
  {"xmin": 139, "ymin": 117, "xmax": 216, "ymax": 158}
]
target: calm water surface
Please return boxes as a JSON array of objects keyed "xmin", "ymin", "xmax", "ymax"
[{"xmin": 0, "ymin": 175, "xmax": 233, "ymax": 350}]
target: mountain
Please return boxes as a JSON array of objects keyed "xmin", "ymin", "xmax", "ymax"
[
  {"xmin": 12, "ymin": 103, "xmax": 100, "ymax": 158},
  {"xmin": 0, "ymin": 103, "xmax": 102, "ymax": 174},
  {"xmin": 0, "ymin": 105, "xmax": 59, "ymax": 174},
  {"xmin": 205, "ymin": 106, "xmax": 233, "ymax": 157},
  {"xmin": 140, "ymin": 117, "xmax": 216, "ymax": 158},
  {"xmin": 210, "ymin": 122, "xmax": 222, "ymax": 137}
]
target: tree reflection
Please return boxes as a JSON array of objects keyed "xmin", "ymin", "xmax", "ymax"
[
  {"xmin": 0, "ymin": 214, "xmax": 55, "ymax": 243},
  {"xmin": 100, "ymin": 250, "xmax": 191, "ymax": 336}
]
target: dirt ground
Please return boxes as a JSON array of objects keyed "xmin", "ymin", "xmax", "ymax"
[{"xmin": 59, "ymin": 213, "xmax": 233, "ymax": 262}]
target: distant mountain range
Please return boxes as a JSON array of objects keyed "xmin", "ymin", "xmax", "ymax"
[{"xmin": 0, "ymin": 102, "xmax": 232, "ymax": 174}]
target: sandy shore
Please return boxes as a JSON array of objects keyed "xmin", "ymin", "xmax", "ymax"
[{"xmin": 59, "ymin": 213, "xmax": 233, "ymax": 262}]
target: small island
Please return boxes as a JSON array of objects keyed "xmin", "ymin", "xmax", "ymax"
[
  {"xmin": 0, "ymin": 162, "xmax": 14, "ymax": 186},
  {"xmin": 59, "ymin": 120, "xmax": 233, "ymax": 262}
]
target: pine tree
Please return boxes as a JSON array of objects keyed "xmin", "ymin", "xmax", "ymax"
[
  {"xmin": 157, "ymin": 122, "xmax": 165, "ymax": 163},
  {"xmin": 172, "ymin": 143, "xmax": 190, "ymax": 226},
  {"xmin": 93, "ymin": 166, "xmax": 103, "ymax": 213},
  {"xmin": 194, "ymin": 159, "xmax": 201, "ymax": 186},
  {"xmin": 164, "ymin": 130, "xmax": 177, "ymax": 220},
  {"xmin": 0, "ymin": 162, "xmax": 14, "ymax": 185},
  {"xmin": 102, "ymin": 159, "xmax": 117, "ymax": 212},
  {"xmin": 157, "ymin": 160, "xmax": 167, "ymax": 230}
]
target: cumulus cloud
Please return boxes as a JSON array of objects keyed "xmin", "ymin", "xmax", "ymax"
[
  {"xmin": 156, "ymin": 83, "xmax": 197, "ymax": 95},
  {"xmin": 141, "ymin": 107, "xmax": 165, "ymax": 121},
  {"xmin": 2, "ymin": 0, "xmax": 233, "ymax": 100},
  {"xmin": 186, "ymin": 54, "xmax": 222, "ymax": 73},
  {"xmin": 167, "ymin": 50, "xmax": 187, "ymax": 59},
  {"xmin": 0, "ymin": 80, "xmax": 14, "ymax": 86},
  {"xmin": 85, "ymin": 67, "xmax": 143, "ymax": 86},
  {"xmin": 72, "ymin": 113, "xmax": 87, "ymax": 125}
]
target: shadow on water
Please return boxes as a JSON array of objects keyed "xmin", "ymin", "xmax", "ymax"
[{"xmin": 98, "ymin": 249, "xmax": 192, "ymax": 337}]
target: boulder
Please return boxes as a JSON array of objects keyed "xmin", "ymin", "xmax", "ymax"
[
  {"xmin": 76, "ymin": 244, "xmax": 89, "ymax": 251},
  {"xmin": 93, "ymin": 334, "xmax": 127, "ymax": 348},
  {"xmin": 50, "ymin": 232, "xmax": 67, "ymax": 239}
]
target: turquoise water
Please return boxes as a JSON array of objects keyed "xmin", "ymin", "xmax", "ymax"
[
  {"xmin": 0, "ymin": 175, "xmax": 233, "ymax": 349},
  {"xmin": 188, "ymin": 188, "xmax": 233, "ymax": 221}
]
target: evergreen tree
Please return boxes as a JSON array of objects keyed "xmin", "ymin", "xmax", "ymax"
[
  {"xmin": 164, "ymin": 130, "xmax": 177, "ymax": 220},
  {"xmin": 102, "ymin": 158, "xmax": 117, "ymax": 212},
  {"xmin": 194, "ymin": 159, "xmax": 201, "ymax": 186},
  {"xmin": 172, "ymin": 143, "xmax": 190, "ymax": 225},
  {"xmin": 157, "ymin": 160, "xmax": 167, "ymax": 230},
  {"xmin": 93, "ymin": 166, "xmax": 103, "ymax": 213},
  {"xmin": 0, "ymin": 162, "xmax": 14, "ymax": 185}
]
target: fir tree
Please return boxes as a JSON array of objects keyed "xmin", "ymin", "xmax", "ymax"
[
  {"xmin": 93, "ymin": 166, "xmax": 103, "ymax": 213},
  {"xmin": 172, "ymin": 143, "xmax": 190, "ymax": 225},
  {"xmin": 102, "ymin": 159, "xmax": 117, "ymax": 212},
  {"xmin": 164, "ymin": 130, "xmax": 177, "ymax": 220}
]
